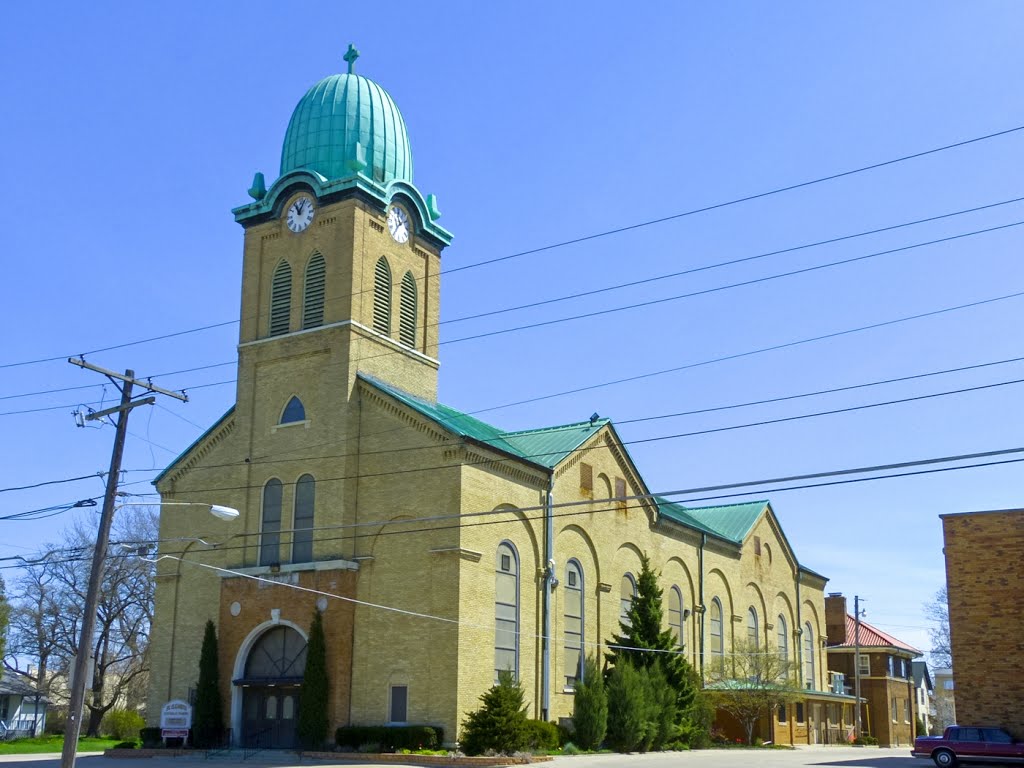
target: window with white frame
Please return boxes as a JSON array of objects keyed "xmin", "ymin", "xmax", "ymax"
[
  {"xmin": 620, "ymin": 573, "xmax": 636, "ymax": 627},
  {"xmin": 710, "ymin": 598, "xmax": 724, "ymax": 673},
  {"xmin": 668, "ymin": 586, "xmax": 684, "ymax": 648},
  {"xmin": 858, "ymin": 653, "xmax": 870, "ymax": 675},
  {"xmin": 495, "ymin": 542, "xmax": 519, "ymax": 680},
  {"xmin": 564, "ymin": 561, "xmax": 583, "ymax": 688},
  {"xmin": 803, "ymin": 622, "xmax": 815, "ymax": 689}
]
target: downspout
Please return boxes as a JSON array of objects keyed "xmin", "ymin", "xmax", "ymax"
[
  {"xmin": 698, "ymin": 532, "xmax": 706, "ymax": 679},
  {"xmin": 795, "ymin": 570, "xmax": 803, "ymax": 689},
  {"xmin": 541, "ymin": 474, "xmax": 554, "ymax": 721}
]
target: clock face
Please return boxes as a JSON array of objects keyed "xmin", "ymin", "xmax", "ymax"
[
  {"xmin": 286, "ymin": 196, "xmax": 315, "ymax": 233},
  {"xmin": 387, "ymin": 205, "xmax": 411, "ymax": 244}
]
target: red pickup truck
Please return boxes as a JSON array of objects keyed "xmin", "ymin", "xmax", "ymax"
[{"xmin": 912, "ymin": 726, "xmax": 1024, "ymax": 767}]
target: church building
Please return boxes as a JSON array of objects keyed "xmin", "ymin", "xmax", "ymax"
[{"xmin": 147, "ymin": 49, "xmax": 852, "ymax": 748}]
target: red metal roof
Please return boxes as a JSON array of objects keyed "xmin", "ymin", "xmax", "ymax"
[{"xmin": 840, "ymin": 614, "xmax": 922, "ymax": 655}]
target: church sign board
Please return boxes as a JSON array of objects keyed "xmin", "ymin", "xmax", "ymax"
[{"xmin": 160, "ymin": 700, "xmax": 191, "ymax": 742}]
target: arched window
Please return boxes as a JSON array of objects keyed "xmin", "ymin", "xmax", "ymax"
[
  {"xmin": 710, "ymin": 598, "xmax": 724, "ymax": 673},
  {"xmin": 495, "ymin": 542, "xmax": 519, "ymax": 680},
  {"xmin": 269, "ymin": 260, "xmax": 292, "ymax": 336},
  {"xmin": 260, "ymin": 479, "xmax": 283, "ymax": 566},
  {"xmin": 292, "ymin": 474, "xmax": 315, "ymax": 563},
  {"xmin": 244, "ymin": 626, "xmax": 307, "ymax": 682},
  {"xmin": 280, "ymin": 396, "xmax": 305, "ymax": 424},
  {"xmin": 747, "ymin": 607, "xmax": 759, "ymax": 648},
  {"xmin": 302, "ymin": 253, "xmax": 326, "ymax": 329},
  {"xmin": 777, "ymin": 615, "xmax": 789, "ymax": 664},
  {"xmin": 597, "ymin": 473, "xmax": 612, "ymax": 499},
  {"xmin": 564, "ymin": 560, "xmax": 583, "ymax": 688},
  {"xmin": 373, "ymin": 256, "xmax": 392, "ymax": 335},
  {"xmin": 668, "ymin": 586, "xmax": 684, "ymax": 648},
  {"xmin": 620, "ymin": 573, "xmax": 636, "ymax": 627},
  {"xmin": 804, "ymin": 622, "xmax": 815, "ymax": 689},
  {"xmin": 399, "ymin": 271, "xmax": 417, "ymax": 347}
]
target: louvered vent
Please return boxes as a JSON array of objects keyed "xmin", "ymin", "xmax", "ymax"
[
  {"xmin": 373, "ymin": 256, "xmax": 392, "ymax": 335},
  {"xmin": 399, "ymin": 271, "xmax": 417, "ymax": 347},
  {"xmin": 303, "ymin": 253, "xmax": 326, "ymax": 329},
  {"xmin": 269, "ymin": 260, "xmax": 292, "ymax": 336}
]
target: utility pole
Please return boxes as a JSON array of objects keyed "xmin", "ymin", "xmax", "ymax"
[
  {"xmin": 60, "ymin": 359, "xmax": 186, "ymax": 768},
  {"xmin": 854, "ymin": 595, "xmax": 865, "ymax": 740}
]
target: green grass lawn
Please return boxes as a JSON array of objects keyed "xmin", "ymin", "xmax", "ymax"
[{"xmin": 0, "ymin": 736, "xmax": 123, "ymax": 755}]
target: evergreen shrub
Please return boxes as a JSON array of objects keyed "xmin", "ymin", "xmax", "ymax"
[
  {"xmin": 192, "ymin": 620, "xmax": 223, "ymax": 748},
  {"xmin": 335, "ymin": 725, "xmax": 443, "ymax": 751},
  {"xmin": 571, "ymin": 656, "xmax": 608, "ymax": 750},
  {"xmin": 297, "ymin": 609, "xmax": 330, "ymax": 749},
  {"xmin": 523, "ymin": 719, "xmax": 559, "ymax": 751},
  {"xmin": 139, "ymin": 727, "xmax": 162, "ymax": 747},
  {"xmin": 459, "ymin": 670, "xmax": 529, "ymax": 755}
]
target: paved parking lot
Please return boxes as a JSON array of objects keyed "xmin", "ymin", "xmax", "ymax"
[{"xmin": 0, "ymin": 747, "xmax": 920, "ymax": 768}]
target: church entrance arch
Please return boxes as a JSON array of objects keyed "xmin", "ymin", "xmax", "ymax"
[{"xmin": 234, "ymin": 625, "xmax": 307, "ymax": 749}]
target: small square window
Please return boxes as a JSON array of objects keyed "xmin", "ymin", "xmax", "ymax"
[
  {"xmin": 501, "ymin": 554, "xmax": 511, "ymax": 572},
  {"xmin": 568, "ymin": 570, "xmax": 577, "ymax": 587},
  {"xmin": 389, "ymin": 685, "xmax": 408, "ymax": 723}
]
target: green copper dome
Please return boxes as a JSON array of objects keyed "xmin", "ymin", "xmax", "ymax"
[{"xmin": 280, "ymin": 69, "xmax": 413, "ymax": 186}]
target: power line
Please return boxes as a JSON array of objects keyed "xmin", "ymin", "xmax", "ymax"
[
  {"xmin": 441, "ymin": 123, "xmax": 1024, "ymax": 274},
  {"xmin": 0, "ymin": 473, "xmax": 104, "ymax": 495},
  {"xmin": 1, "ymin": 116, "xmax": 1021, "ymax": 374}
]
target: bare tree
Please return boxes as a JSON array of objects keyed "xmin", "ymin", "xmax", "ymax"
[
  {"xmin": 4, "ymin": 506, "xmax": 156, "ymax": 735},
  {"xmin": 707, "ymin": 640, "xmax": 800, "ymax": 745},
  {"xmin": 4, "ymin": 551, "xmax": 64, "ymax": 697},
  {"xmin": 924, "ymin": 586, "xmax": 951, "ymax": 669}
]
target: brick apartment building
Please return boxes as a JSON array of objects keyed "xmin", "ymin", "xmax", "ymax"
[
  {"xmin": 825, "ymin": 593, "xmax": 921, "ymax": 746},
  {"xmin": 941, "ymin": 508, "xmax": 1024, "ymax": 739}
]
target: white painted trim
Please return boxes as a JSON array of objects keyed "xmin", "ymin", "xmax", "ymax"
[
  {"xmin": 238, "ymin": 319, "xmax": 439, "ymax": 367},
  {"xmin": 270, "ymin": 419, "xmax": 311, "ymax": 433},
  {"xmin": 223, "ymin": 558, "xmax": 359, "ymax": 577}
]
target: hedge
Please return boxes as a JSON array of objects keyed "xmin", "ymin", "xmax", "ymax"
[{"xmin": 335, "ymin": 725, "xmax": 444, "ymax": 751}]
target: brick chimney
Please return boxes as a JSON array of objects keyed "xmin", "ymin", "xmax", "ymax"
[{"xmin": 825, "ymin": 592, "xmax": 848, "ymax": 645}]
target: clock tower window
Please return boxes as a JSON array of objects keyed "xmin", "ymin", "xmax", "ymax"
[
  {"xmin": 373, "ymin": 256, "xmax": 392, "ymax": 335},
  {"xmin": 269, "ymin": 260, "xmax": 293, "ymax": 336},
  {"xmin": 302, "ymin": 253, "xmax": 326, "ymax": 329},
  {"xmin": 399, "ymin": 271, "xmax": 417, "ymax": 347}
]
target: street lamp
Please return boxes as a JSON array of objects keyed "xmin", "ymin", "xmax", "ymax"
[{"xmin": 60, "ymin": 500, "xmax": 238, "ymax": 768}]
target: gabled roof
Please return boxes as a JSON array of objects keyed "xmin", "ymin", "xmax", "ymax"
[
  {"xmin": 687, "ymin": 500, "xmax": 769, "ymax": 543},
  {"xmin": 0, "ymin": 670, "xmax": 46, "ymax": 700},
  {"xmin": 834, "ymin": 614, "xmax": 922, "ymax": 655},
  {"xmin": 912, "ymin": 660, "xmax": 933, "ymax": 690},
  {"xmin": 154, "ymin": 406, "xmax": 235, "ymax": 484},
  {"xmin": 361, "ymin": 374, "xmax": 608, "ymax": 470}
]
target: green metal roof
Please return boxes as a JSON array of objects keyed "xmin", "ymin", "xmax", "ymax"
[
  {"xmin": 686, "ymin": 501, "xmax": 769, "ymax": 543},
  {"xmin": 360, "ymin": 374, "xmax": 606, "ymax": 469},
  {"xmin": 153, "ymin": 406, "xmax": 236, "ymax": 484},
  {"xmin": 280, "ymin": 71, "xmax": 413, "ymax": 186}
]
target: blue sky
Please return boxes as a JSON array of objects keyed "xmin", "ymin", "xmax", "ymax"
[{"xmin": 2, "ymin": 2, "xmax": 1023, "ymax": 659}]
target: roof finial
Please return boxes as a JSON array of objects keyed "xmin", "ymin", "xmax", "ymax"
[{"xmin": 344, "ymin": 43, "xmax": 360, "ymax": 74}]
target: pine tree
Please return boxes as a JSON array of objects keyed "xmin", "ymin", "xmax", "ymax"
[
  {"xmin": 460, "ymin": 670, "xmax": 529, "ymax": 755},
  {"xmin": 605, "ymin": 660, "xmax": 651, "ymax": 752},
  {"xmin": 604, "ymin": 552, "xmax": 705, "ymax": 744},
  {"xmin": 571, "ymin": 655, "xmax": 607, "ymax": 749},
  {"xmin": 297, "ymin": 609, "xmax": 329, "ymax": 750},
  {"xmin": 192, "ymin": 619, "xmax": 223, "ymax": 748}
]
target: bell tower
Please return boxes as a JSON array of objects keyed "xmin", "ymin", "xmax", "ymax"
[{"xmin": 230, "ymin": 46, "xmax": 452, "ymax": 413}]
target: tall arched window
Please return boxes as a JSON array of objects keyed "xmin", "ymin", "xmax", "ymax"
[
  {"xmin": 399, "ymin": 271, "xmax": 417, "ymax": 347},
  {"xmin": 260, "ymin": 479, "xmax": 283, "ymax": 566},
  {"xmin": 804, "ymin": 621, "xmax": 815, "ymax": 689},
  {"xmin": 564, "ymin": 560, "xmax": 583, "ymax": 688},
  {"xmin": 620, "ymin": 573, "xmax": 636, "ymax": 627},
  {"xmin": 269, "ymin": 260, "xmax": 292, "ymax": 336},
  {"xmin": 373, "ymin": 256, "xmax": 392, "ymax": 335},
  {"xmin": 292, "ymin": 474, "xmax": 315, "ymax": 563},
  {"xmin": 668, "ymin": 586, "xmax": 684, "ymax": 648},
  {"xmin": 495, "ymin": 542, "xmax": 519, "ymax": 680},
  {"xmin": 777, "ymin": 615, "xmax": 789, "ymax": 664},
  {"xmin": 747, "ymin": 607, "xmax": 759, "ymax": 648},
  {"xmin": 710, "ymin": 598, "xmax": 724, "ymax": 673},
  {"xmin": 302, "ymin": 253, "xmax": 326, "ymax": 329},
  {"xmin": 280, "ymin": 396, "xmax": 305, "ymax": 424}
]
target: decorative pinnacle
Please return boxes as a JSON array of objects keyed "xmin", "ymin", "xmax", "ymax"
[{"xmin": 344, "ymin": 43, "xmax": 360, "ymax": 74}]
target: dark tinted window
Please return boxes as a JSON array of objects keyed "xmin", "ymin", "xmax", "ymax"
[
  {"xmin": 983, "ymin": 729, "xmax": 1013, "ymax": 744},
  {"xmin": 954, "ymin": 728, "xmax": 981, "ymax": 742}
]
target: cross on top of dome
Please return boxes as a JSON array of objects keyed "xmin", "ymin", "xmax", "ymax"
[{"xmin": 343, "ymin": 43, "xmax": 360, "ymax": 74}]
